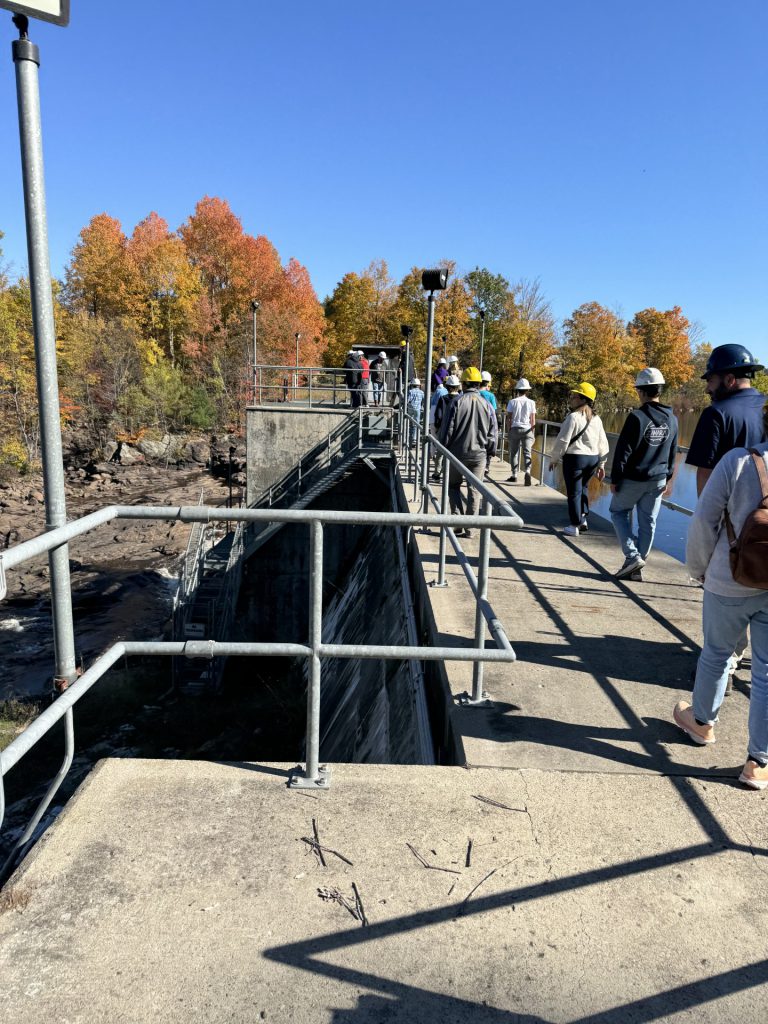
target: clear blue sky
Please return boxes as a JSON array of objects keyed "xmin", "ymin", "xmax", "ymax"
[{"xmin": 1, "ymin": 0, "xmax": 766, "ymax": 363}]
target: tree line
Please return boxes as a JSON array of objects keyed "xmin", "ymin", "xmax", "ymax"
[{"xmin": 1, "ymin": 197, "xmax": 765, "ymax": 473}]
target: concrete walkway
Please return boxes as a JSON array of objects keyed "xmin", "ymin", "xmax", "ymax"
[{"xmin": 1, "ymin": 460, "xmax": 766, "ymax": 1023}]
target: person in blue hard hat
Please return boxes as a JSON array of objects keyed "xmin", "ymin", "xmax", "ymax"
[{"xmin": 686, "ymin": 344, "xmax": 765, "ymax": 497}]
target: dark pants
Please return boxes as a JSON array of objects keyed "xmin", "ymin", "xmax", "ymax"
[
  {"xmin": 562, "ymin": 453, "xmax": 600, "ymax": 526},
  {"xmin": 448, "ymin": 455, "xmax": 487, "ymax": 518}
]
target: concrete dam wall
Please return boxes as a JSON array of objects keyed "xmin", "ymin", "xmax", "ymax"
[{"xmin": 229, "ymin": 458, "xmax": 454, "ymax": 766}]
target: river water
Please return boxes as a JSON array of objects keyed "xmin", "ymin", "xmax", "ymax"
[{"xmin": 533, "ymin": 409, "xmax": 703, "ymax": 563}]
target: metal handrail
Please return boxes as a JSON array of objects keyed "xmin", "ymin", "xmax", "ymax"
[
  {"xmin": 0, "ymin": 494, "xmax": 522, "ymax": 878},
  {"xmin": 248, "ymin": 363, "xmax": 402, "ymax": 409}
]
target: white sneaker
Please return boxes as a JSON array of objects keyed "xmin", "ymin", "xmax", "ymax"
[{"xmin": 562, "ymin": 524, "xmax": 579, "ymax": 537}]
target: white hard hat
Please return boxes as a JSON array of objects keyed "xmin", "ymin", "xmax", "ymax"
[
  {"xmin": 481, "ymin": 370, "xmax": 492, "ymax": 382},
  {"xmin": 448, "ymin": 355, "xmax": 458, "ymax": 364},
  {"xmin": 357, "ymin": 350, "xmax": 364, "ymax": 357},
  {"xmin": 445, "ymin": 375, "xmax": 460, "ymax": 387},
  {"xmin": 379, "ymin": 351, "xmax": 386, "ymax": 359},
  {"xmin": 348, "ymin": 348, "xmax": 357, "ymax": 355},
  {"xmin": 635, "ymin": 367, "xmax": 665, "ymax": 387},
  {"xmin": 438, "ymin": 357, "xmax": 447, "ymax": 365},
  {"xmin": 410, "ymin": 377, "xmax": 421, "ymax": 386},
  {"xmin": 515, "ymin": 378, "xmax": 531, "ymax": 390}
]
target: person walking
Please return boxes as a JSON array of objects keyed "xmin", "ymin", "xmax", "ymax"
[
  {"xmin": 430, "ymin": 374, "xmax": 460, "ymax": 481},
  {"xmin": 406, "ymin": 378, "xmax": 424, "ymax": 446},
  {"xmin": 505, "ymin": 379, "xmax": 536, "ymax": 485},
  {"xmin": 609, "ymin": 368, "xmax": 679, "ymax": 580},
  {"xmin": 343, "ymin": 349, "xmax": 362, "ymax": 407},
  {"xmin": 479, "ymin": 372, "xmax": 498, "ymax": 478},
  {"xmin": 686, "ymin": 344, "xmax": 765, "ymax": 497},
  {"xmin": 431, "ymin": 357, "xmax": 448, "ymax": 393},
  {"xmin": 550, "ymin": 382, "xmax": 609, "ymax": 537},
  {"xmin": 672, "ymin": 399, "xmax": 768, "ymax": 791},
  {"xmin": 370, "ymin": 351, "xmax": 389, "ymax": 406},
  {"xmin": 439, "ymin": 367, "xmax": 497, "ymax": 538},
  {"xmin": 358, "ymin": 351, "xmax": 371, "ymax": 406}
]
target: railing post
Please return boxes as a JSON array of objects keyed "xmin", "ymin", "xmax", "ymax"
[
  {"xmin": 258, "ymin": 367, "xmax": 263, "ymax": 405},
  {"xmin": 309, "ymin": 369, "xmax": 313, "ymax": 408},
  {"xmin": 467, "ymin": 498, "xmax": 492, "ymax": 704},
  {"xmin": 358, "ymin": 407, "xmax": 363, "ymax": 449},
  {"xmin": 290, "ymin": 520, "xmax": 330, "ymax": 789},
  {"xmin": 432, "ymin": 455, "xmax": 450, "ymax": 588},
  {"xmin": 540, "ymin": 422, "xmax": 548, "ymax": 484}
]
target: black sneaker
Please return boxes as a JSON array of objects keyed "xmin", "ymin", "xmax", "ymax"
[
  {"xmin": 507, "ymin": 475, "xmax": 518, "ymax": 483},
  {"xmin": 579, "ymin": 519, "xmax": 589, "ymax": 532},
  {"xmin": 615, "ymin": 555, "xmax": 645, "ymax": 580},
  {"xmin": 628, "ymin": 568, "xmax": 643, "ymax": 582},
  {"xmin": 524, "ymin": 472, "xmax": 532, "ymax": 486}
]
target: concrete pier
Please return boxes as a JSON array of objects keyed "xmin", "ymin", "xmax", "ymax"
[{"xmin": 1, "ymin": 459, "xmax": 766, "ymax": 1023}]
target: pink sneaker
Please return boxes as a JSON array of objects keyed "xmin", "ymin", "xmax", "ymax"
[{"xmin": 673, "ymin": 701, "xmax": 715, "ymax": 745}]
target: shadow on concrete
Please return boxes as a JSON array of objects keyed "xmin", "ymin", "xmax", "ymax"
[{"xmin": 265, "ymin": 839, "xmax": 768, "ymax": 1022}]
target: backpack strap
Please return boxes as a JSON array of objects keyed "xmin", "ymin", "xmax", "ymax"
[{"xmin": 723, "ymin": 449, "xmax": 768, "ymax": 548}]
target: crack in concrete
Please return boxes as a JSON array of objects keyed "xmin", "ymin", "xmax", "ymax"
[{"xmin": 705, "ymin": 783, "xmax": 768, "ymax": 881}]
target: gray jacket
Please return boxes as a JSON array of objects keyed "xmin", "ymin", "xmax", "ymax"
[
  {"xmin": 686, "ymin": 442, "xmax": 768, "ymax": 597},
  {"xmin": 440, "ymin": 390, "xmax": 498, "ymax": 461}
]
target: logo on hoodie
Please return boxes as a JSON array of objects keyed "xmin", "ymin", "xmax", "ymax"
[{"xmin": 643, "ymin": 421, "xmax": 670, "ymax": 447}]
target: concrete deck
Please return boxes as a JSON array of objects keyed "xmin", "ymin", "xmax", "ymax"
[{"xmin": 1, "ymin": 460, "xmax": 766, "ymax": 1023}]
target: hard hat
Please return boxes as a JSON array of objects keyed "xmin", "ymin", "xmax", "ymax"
[
  {"xmin": 401, "ymin": 339, "xmax": 406, "ymax": 347},
  {"xmin": 437, "ymin": 357, "xmax": 447, "ymax": 365},
  {"xmin": 481, "ymin": 370, "xmax": 492, "ymax": 382},
  {"xmin": 635, "ymin": 367, "xmax": 665, "ymax": 387},
  {"xmin": 515, "ymin": 378, "xmax": 531, "ymax": 391},
  {"xmin": 410, "ymin": 377, "xmax": 421, "ymax": 386},
  {"xmin": 461, "ymin": 366, "xmax": 482, "ymax": 384},
  {"xmin": 570, "ymin": 381, "xmax": 597, "ymax": 402},
  {"xmin": 348, "ymin": 348, "xmax": 357, "ymax": 355},
  {"xmin": 445, "ymin": 375, "xmax": 460, "ymax": 387},
  {"xmin": 448, "ymin": 355, "xmax": 458, "ymax": 364},
  {"xmin": 379, "ymin": 351, "xmax": 386, "ymax": 359},
  {"xmin": 701, "ymin": 344, "xmax": 764, "ymax": 379},
  {"xmin": 357, "ymin": 350, "xmax": 364, "ymax": 357}
]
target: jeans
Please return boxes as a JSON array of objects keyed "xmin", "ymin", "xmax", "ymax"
[
  {"xmin": 508, "ymin": 426, "xmax": 533, "ymax": 475},
  {"xmin": 562, "ymin": 454, "xmax": 600, "ymax": 526},
  {"xmin": 372, "ymin": 380, "xmax": 384, "ymax": 405},
  {"xmin": 693, "ymin": 589, "xmax": 768, "ymax": 763},
  {"xmin": 609, "ymin": 478, "xmax": 666, "ymax": 560},
  {"xmin": 448, "ymin": 454, "xmax": 487, "ymax": 517}
]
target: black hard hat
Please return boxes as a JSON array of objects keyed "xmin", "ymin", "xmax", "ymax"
[{"xmin": 701, "ymin": 343, "xmax": 764, "ymax": 379}]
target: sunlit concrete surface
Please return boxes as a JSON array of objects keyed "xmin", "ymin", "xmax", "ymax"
[{"xmin": 0, "ymin": 759, "xmax": 766, "ymax": 1023}]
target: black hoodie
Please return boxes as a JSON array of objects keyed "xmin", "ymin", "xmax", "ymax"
[{"xmin": 610, "ymin": 402, "xmax": 678, "ymax": 488}]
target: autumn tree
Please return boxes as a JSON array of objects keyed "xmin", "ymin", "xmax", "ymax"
[
  {"xmin": 560, "ymin": 302, "xmax": 640, "ymax": 403},
  {"xmin": 0, "ymin": 278, "xmax": 38, "ymax": 467},
  {"xmin": 64, "ymin": 214, "xmax": 137, "ymax": 320},
  {"xmin": 627, "ymin": 306, "xmax": 694, "ymax": 391}
]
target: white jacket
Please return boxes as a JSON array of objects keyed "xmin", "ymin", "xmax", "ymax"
[{"xmin": 551, "ymin": 411, "xmax": 609, "ymax": 465}]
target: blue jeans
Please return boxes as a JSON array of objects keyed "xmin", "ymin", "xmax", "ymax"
[
  {"xmin": 693, "ymin": 589, "xmax": 768, "ymax": 762},
  {"xmin": 609, "ymin": 478, "xmax": 666, "ymax": 560}
]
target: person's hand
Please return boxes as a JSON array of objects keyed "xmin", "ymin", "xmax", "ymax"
[
  {"xmin": 549, "ymin": 460, "xmax": 558, "ymax": 471},
  {"xmin": 596, "ymin": 467, "xmax": 605, "ymax": 482},
  {"xmin": 610, "ymin": 484, "xmax": 618, "ymax": 493},
  {"xmin": 663, "ymin": 484, "xmax": 673, "ymax": 498}
]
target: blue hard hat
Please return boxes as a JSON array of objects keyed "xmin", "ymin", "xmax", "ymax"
[{"xmin": 702, "ymin": 344, "xmax": 763, "ymax": 379}]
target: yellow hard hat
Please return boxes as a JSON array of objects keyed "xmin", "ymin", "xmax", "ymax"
[
  {"xmin": 570, "ymin": 381, "xmax": 597, "ymax": 402},
  {"xmin": 461, "ymin": 365, "xmax": 482, "ymax": 384}
]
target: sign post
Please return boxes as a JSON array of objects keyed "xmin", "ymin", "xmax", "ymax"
[{"xmin": 5, "ymin": 4, "xmax": 77, "ymax": 689}]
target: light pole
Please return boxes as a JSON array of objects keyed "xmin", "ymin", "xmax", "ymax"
[
  {"xmin": 294, "ymin": 331, "xmax": 301, "ymax": 400},
  {"xmin": 250, "ymin": 299, "xmax": 259, "ymax": 402},
  {"xmin": 442, "ymin": 334, "xmax": 447, "ymax": 360},
  {"xmin": 479, "ymin": 309, "xmax": 486, "ymax": 372},
  {"xmin": 420, "ymin": 269, "xmax": 448, "ymax": 511}
]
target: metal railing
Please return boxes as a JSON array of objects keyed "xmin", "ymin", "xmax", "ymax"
[
  {"xmin": 497, "ymin": 416, "xmax": 695, "ymax": 517},
  {"xmin": 0, "ymin": 493, "xmax": 523, "ymax": 881},
  {"xmin": 248, "ymin": 363, "xmax": 402, "ymax": 409}
]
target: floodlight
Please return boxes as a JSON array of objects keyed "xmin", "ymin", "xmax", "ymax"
[
  {"xmin": 421, "ymin": 269, "xmax": 448, "ymax": 292},
  {"xmin": 1, "ymin": 1, "xmax": 70, "ymax": 26},
  {"xmin": 400, "ymin": 324, "xmax": 413, "ymax": 338}
]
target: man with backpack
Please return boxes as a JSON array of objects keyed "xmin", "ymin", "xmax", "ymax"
[
  {"xmin": 609, "ymin": 368, "xmax": 678, "ymax": 580},
  {"xmin": 672, "ymin": 399, "xmax": 768, "ymax": 791}
]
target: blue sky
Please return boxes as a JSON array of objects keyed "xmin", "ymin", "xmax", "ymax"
[{"xmin": 0, "ymin": 0, "xmax": 766, "ymax": 363}]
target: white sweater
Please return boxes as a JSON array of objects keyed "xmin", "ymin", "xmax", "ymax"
[
  {"xmin": 551, "ymin": 411, "xmax": 610, "ymax": 465},
  {"xmin": 686, "ymin": 442, "xmax": 768, "ymax": 598}
]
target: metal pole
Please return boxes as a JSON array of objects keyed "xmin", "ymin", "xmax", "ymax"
[
  {"xmin": 479, "ymin": 313, "xmax": 486, "ymax": 371},
  {"xmin": 258, "ymin": 367, "xmax": 263, "ymax": 405},
  {"xmin": 420, "ymin": 291, "xmax": 436, "ymax": 512},
  {"xmin": 470, "ymin": 498, "xmax": 492, "ymax": 703},
  {"xmin": 290, "ymin": 520, "xmax": 329, "ymax": 788},
  {"xmin": 251, "ymin": 301, "xmax": 258, "ymax": 401},
  {"xmin": 308, "ymin": 368, "xmax": 313, "ymax": 408},
  {"xmin": 540, "ymin": 422, "xmax": 548, "ymax": 484},
  {"xmin": 12, "ymin": 21, "xmax": 77, "ymax": 690},
  {"xmin": 435, "ymin": 455, "xmax": 450, "ymax": 586}
]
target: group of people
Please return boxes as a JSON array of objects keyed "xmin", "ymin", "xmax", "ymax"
[
  {"xmin": 343, "ymin": 349, "xmax": 392, "ymax": 407},
  {"xmin": 509, "ymin": 343, "xmax": 768, "ymax": 792}
]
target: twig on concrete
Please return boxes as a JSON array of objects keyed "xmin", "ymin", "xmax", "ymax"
[
  {"xmin": 465, "ymin": 838, "xmax": 473, "ymax": 868},
  {"xmin": 447, "ymin": 881, "xmax": 456, "ymax": 897},
  {"xmin": 472, "ymin": 794, "xmax": 527, "ymax": 813},
  {"xmin": 312, "ymin": 818, "xmax": 327, "ymax": 867},
  {"xmin": 300, "ymin": 837, "xmax": 354, "ymax": 867},
  {"xmin": 317, "ymin": 886, "xmax": 361, "ymax": 923},
  {"xmin": 405, "ymin": 842, "xmax": 461, "ymax": 875},
  {"xmin": 352, "ymin": 882, "xmax": 368, "ymax": 927},
  {"xmin": 458, "ymin": 863, "xmax": 511, "ymax": 917}
]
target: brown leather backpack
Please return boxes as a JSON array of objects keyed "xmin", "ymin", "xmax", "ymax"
[{"xmin": 724, "ymin": 449, "xmax": 768, "ymax": 589}]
